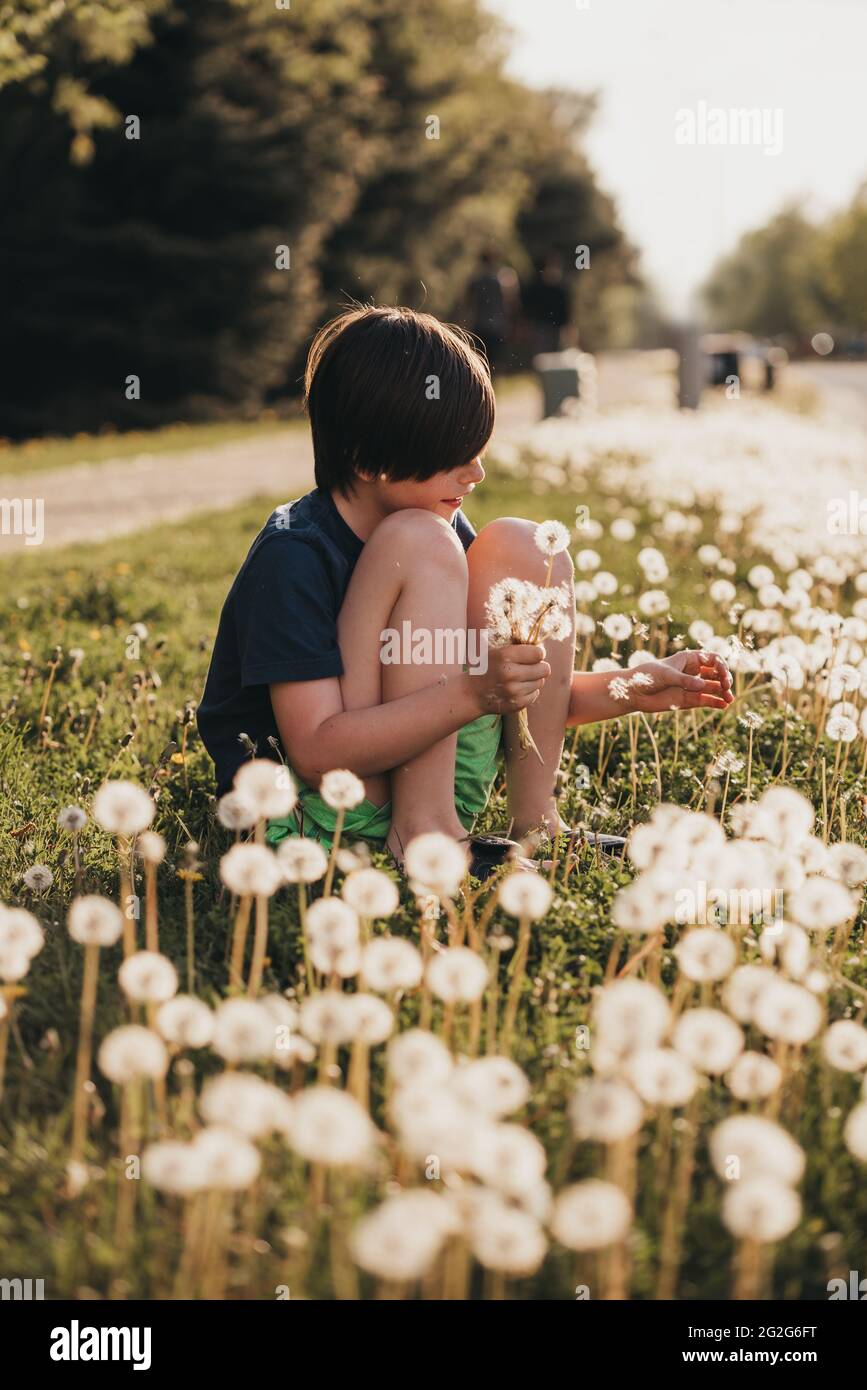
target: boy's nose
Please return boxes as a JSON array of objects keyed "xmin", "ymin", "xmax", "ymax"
[{"xmin": 461, "ymin": 457, "xmax": 486, "ymax": 486}]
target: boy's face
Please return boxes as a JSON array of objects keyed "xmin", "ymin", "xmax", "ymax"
[{"xmin": 367, "ymin": 456, "xmax": 486, "ymax": 522}]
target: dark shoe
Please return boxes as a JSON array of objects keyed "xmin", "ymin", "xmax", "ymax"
[
  {"xmin": 466, "ymin": 833, "xmax": 539, "ymax": 882},
  {"xmin": 555, "ymin": 828, "xmax": 628, "ymax": 858}
]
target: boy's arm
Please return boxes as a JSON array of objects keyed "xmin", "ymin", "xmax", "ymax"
[
  {"xmin": 270, "ymin": 643, "xmax": 550, "ymax": 786},
  {"xmin": 566, "ymin": 650, "xmax": 733, "ymax": 727}
]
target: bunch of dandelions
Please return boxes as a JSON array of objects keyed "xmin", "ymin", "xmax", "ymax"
[{"xmin": 484, "ymin": 572, "xmax": 572, "ymax": 762}]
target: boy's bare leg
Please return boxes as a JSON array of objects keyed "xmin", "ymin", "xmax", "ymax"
[
  {"xmin": 467, "ymin": 517, "xmax": 574, "ymax": 842},
  {"xmin": 335, "ymin": 508, "xmax": 471, "ymax": 862}
]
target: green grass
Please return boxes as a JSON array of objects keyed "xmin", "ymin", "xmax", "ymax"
[
  {"xmin": 1, "ymin": 456, "xmax": 865, "ymax": 1300},
  {"xmin": 0, "ymin": 416, "xmax": 305, "ymax": 479}
]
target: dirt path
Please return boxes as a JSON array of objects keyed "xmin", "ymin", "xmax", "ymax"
[{"xmin": 0, "ymin": 353, "xmax": 674, "ymax": 553}]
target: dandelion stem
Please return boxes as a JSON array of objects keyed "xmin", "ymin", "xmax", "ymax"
[
  {"xmin": 0, "ymin": 992, "xmax": 11, "ymax": 1104},
  {"xmin": 501, "ymin": 914, "xmax": 531, "ymax": 1052},
  {"xmin": 144, "ymin": 860, "xmax": 159, "ymax": 953},
  {"xmin": 229, "ymin": 895, "xmax": 253, "ymax": 991},
  {"xmin": 70, "ymin": 942, "xmax": 100, "ymax": 1177},
  {"xmin": 323, "ymin": 808, "xmax": 346, "ymax": 897},
  {"xmin": 185, "ymin": 874, "xmax": 196, "ymax": 994}
]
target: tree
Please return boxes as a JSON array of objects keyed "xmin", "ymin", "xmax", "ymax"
[
  {"xmin": 0, "ymin": 0, "xmax": 377, "ymax": 434},
  {"xmin": 0, "ymin": 0, "xmax": 172, "ymax": 162},
  {"xmin": 818, "ymin": 183, "xmax": 867, "ymax": 334},
  {"xmin": 0, "ymin": 0, "xmax": 639, "ymax": 435},
  {"xmin": 701, "ymin": 206, "xmax": 826, "ymax": 343}
]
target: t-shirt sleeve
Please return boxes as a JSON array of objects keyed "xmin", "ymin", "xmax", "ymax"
[
  {"xmin": 454, "ymin": 510, "xmax": 477, "ymax": 553},
  {"xmin": 236, "ymin": 536, "xmax": 344, "ymax": 686}
]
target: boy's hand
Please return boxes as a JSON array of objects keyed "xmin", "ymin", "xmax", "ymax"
[
  {"xmin": 471, "ymin": 642, "xmax": 551, "ymax": 716},
  {"xmin": 626, "ymin": 650, "xmax": 733, "ymax": 713}
]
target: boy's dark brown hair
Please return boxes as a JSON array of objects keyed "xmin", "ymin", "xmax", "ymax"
[{"xmin": 304, "ymin": 305, "xmax": 496, "ymax": 498}]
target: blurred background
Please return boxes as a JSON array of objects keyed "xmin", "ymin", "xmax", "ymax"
[{"xmin": 0, "ymin": 0, "xmax": 865, "ymax": 441}]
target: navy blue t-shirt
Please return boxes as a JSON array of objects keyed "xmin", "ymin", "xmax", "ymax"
[{"xmin": 198, "ymin": 487, "xmax": 477, "ymax": 795}]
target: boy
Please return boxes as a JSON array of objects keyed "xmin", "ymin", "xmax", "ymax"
[{"xmin": 198, "ymin": 306, "xmax": 732, "ymax": 872}]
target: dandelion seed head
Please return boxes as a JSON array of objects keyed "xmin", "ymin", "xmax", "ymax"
[
  {"xmin": 67, "ymin": 895, "xmax": 124, "ymax": 948},
  {"xmin": 92, "ymin": 780, "xmax": 155, "ymax": 837}
]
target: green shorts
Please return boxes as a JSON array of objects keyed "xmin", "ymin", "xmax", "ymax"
[{"xmin": 265, "ymin": 712, "xmax": 504, "ymax": 851}]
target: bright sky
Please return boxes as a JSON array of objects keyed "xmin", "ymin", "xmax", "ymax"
[{"xmin": 487, "ymin": 0, "xmax": 867, "ymax": 313}]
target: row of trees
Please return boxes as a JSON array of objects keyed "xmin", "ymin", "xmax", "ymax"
[
  {"xmin": 0, "ymin": 0, "xmax": 638, "ymax": 437},
  {"xmin": 702, "ymin": 187, "xmax": 867, "ymax": 349}
]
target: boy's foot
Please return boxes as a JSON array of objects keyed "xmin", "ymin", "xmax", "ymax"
[{"xmin": 465, "ymin": 834, "xmax": 538, "ymax": 882}]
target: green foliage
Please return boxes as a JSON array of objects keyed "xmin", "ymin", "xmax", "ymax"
[
  {"xmin": 703, "ymin": 185, "xmax": 867, "ymax": 344},
  {"xmin": 819, "ymin": 183, "xmax": 867, "ymax": 334},
  {"xmin": 0, "ymin": 0, "xmax": 636, "ymax": 437},
  {"xmin": 702, "ymin": 206, "xmax": 827, "ymax": 344}
]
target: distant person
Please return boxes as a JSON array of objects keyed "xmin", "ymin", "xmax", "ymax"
[
  {"xmin": 464, "ymin": 250, "xmax": 518, "ymax": 372},
  {"xmin": 524, "ymin": 254, "xmax": 571, "ymax": 357}
]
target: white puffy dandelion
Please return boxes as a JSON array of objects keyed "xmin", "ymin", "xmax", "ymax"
[
  {"xmin": 626, "ymin": 1048, "xmax": 697, "ymax": 1107},
  {"xmin": 97, "ymin": 1025, "xmax": 168, "ymax": 1084},
  {"xmin": 710, "ymin": 1115, "xmax": 805, "ymax": 1185},
  {"xmin": 672, "ymin": 1008, "xmax": 744, "ymax": 1075},
  {"xmin": 290, "ymin": 1086, "xmax": 377, "ymax": 1166},
  {"xmin": 212, "ymin": 998, "xmax": 275, "ymax": 1063},
  {"xmin": 67, "ymin": 895, "xmax": 123, "ymax": 948},
  {"xmin": 387, "ymin": 1029, "xmax": 453, "ymax": 1089},
  {"xmin": 550, "ymin": 1180, "xmax": 632, "ymax": 1252},
  {"xmin": 155, "ymin": 995, "xmax": 214, "ymax": 1050},
  {"xmin": 497, "ymin": 870, "xmax": 552, "ymax": 921},
  {"xmin": 569, "ymin": 1078, "xmax": 644, "ymax": 1142},
  {"xmin": 726, "ymin": 1051, "xmax": 782, "ymax": 1102},
  {"xmin": 404, "ymin": 833, "xmax": 469, "ymax": 898},
  {"xmin": 341, "ymin": 867, "xmax": 400, "ymax": 919},
  {"xmin": 219, "ymin": 843, "xmax": 283, "ymax": 898},
  {"xmin": 216, "ymin": 790, "xmax": 258, "ymax": 832},
  {"xmin": 277, "ymin": 837, "xmax": 328, "ymax": 884},
  {"xmin": 92, "ymin": 780, "xmax": 155, "ymax": 837},
  {"xmin": 843, "ymin": 1103, "xmax": 867, "ymax": 1161},
  {"xmin": 360, "ymin": 936, "xmax": 423, "ymax": 994},
  {"xmin": 320, "ymin": 769, "xmax": 366, "ymax": 811},
  {"xmin": 822, "ymin": 1019, "xmax": 867, "ymax": 1073},
  {"xmin": 675, "ymin": 928, "xmax": 737, "ymax": 983},
  {"xmin": 118, "ymin": 951, "xmax": 178, "ymax": 1005},
  {"xmin": 752, "ymin": 978, "xmax": 824, "ymax": 1044},
  {"xmin": 22, "ymin": 864, "xmax": 53, "ymax": 894},
  {"xmin": 722, "ymin": 1177, "xmax": 801, "ymax": 1243},
  {"xmin": 426, "ymin": 947, "xmax": 488, "ymax": 1004},
  {"xmin": 234, "ymin": 758, "xmax": 298, "ymax": 819}
]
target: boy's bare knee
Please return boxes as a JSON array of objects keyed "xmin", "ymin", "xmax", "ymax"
[
  {"xmin": 474, "ymin": 516, "xmax": 574, "ymax": 579},
  {"xmin": 372, "ymin": 507, "xmax": 468, "ymax": 576}
]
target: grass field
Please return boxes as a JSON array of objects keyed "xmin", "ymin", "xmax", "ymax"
[{"xmin": 2, "ymin": 404, "xmax": 867, "ymax": 1300}]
